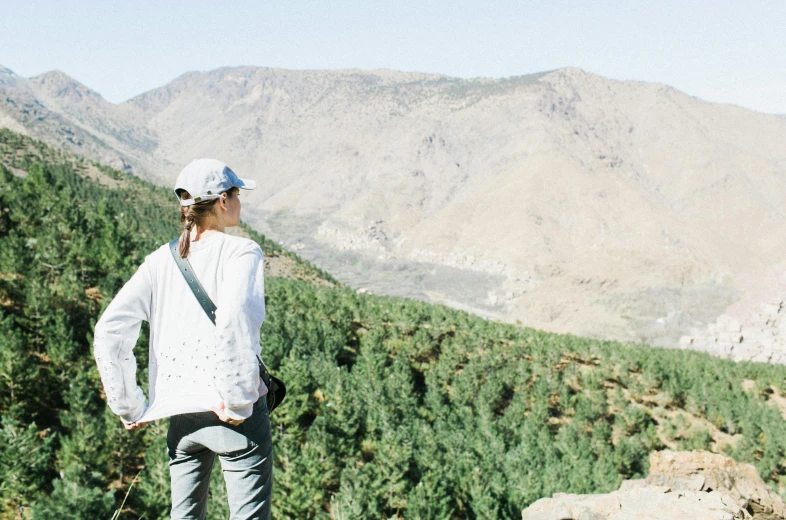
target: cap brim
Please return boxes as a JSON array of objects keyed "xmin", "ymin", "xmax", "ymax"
[{"xmin": 236, "ymin": 177, "xmax": 256, "ymax": 190}]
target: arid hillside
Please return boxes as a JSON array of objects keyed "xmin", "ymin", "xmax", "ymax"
[{"xmin": 2, "ymin": 65, "xmax": 785, "ymax": 350}]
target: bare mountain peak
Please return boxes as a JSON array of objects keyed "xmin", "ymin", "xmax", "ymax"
[
  {"xmin": 161, "ymin": 64, "xmax": 544, "ymax": 90},
  {"xmin": 34, "ymin": 69, "xmax": 76, "ymax": 83},
  {"xmin": 540, "ymin": 67, "xmax": 603, "ymax": 82},
  {"xmin": 31, "ymin": 70, "xmax": 104, "ymax": 103},
  {"xmin": 127, "ymin": 65, "xmax": 559, "ymax": 118},
  {"xmin": 549, "ymin": 66, "xmax": 589, "ymax": 76},
  {"xmin": 541, "ymin": 67, "xmax": 673, "ymax": 92},
  {"xmin": 0, "ymin": 65, "xmax": 25, "ymax": 89},
  {"xmin": 122, "ymin": 65, "xmax": 565, "ymax": 119}
]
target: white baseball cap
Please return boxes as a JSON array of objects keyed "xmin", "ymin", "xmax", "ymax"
[{"xmin": 173, "ymin": 158, "xmax": 256, "ymax": 207}]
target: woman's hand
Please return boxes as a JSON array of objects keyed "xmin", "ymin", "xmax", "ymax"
[
  {"xmin": 212, "ymin": 402, "xmax": 245, "ymax": 426},
  {"xmin": 123, "ymin": 421, "xmax": 147, "ymax": 431}
]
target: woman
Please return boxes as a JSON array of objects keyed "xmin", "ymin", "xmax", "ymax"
[{"xmin": 93, "ymin": 158, "xmax": 272, "ymax": 519}]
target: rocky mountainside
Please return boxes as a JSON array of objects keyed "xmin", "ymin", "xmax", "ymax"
[
  {"xmin": 0, "ymin": 67, "xmax": 159, "ymax": 176},
  {"xmin": 2, "ymin": 64, "xmax": 785, "ymax": 351}
]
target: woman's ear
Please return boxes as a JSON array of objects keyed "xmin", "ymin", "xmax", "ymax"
[{"xmin": 218, "ymin": 193, "xmax": 229, "ymax": 211}]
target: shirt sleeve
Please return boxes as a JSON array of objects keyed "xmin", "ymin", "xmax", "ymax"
[
  {"xmin": 213, "ymin": 242, "xmax": 266, "ymax": 420},
  {"xmin": 92, "ymin": 259, "xmax": 152, "ymax": 424}
]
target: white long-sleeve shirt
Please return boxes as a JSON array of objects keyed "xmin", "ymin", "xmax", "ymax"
[{"xmin": 93, "ymin": 232, "xmax": 267, "ymax": 424}]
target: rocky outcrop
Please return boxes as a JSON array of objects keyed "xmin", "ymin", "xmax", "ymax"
[
  {"xmin": 679, "ymin": 299, "xmax": 786, "ymax": 364},
  {"xmin": 521, "ymin": 450, "xmax": 786, "ymax": 520}
]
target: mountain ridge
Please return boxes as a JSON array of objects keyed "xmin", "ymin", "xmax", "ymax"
[{"xmin": 6, "ymin": 64, "xmax": 782, "ymax": 118}]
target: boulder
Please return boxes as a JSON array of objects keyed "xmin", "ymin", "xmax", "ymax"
[
  {"xmin": 521, "ymin": 450, "xmax": 786, "ymax": 520},
  {"xmin": 646, "ymin": 450, "xmax": 786, "ymax": 518}
]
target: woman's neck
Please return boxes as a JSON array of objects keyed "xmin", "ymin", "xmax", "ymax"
[{"xmin": 190, "ymin": 224, "xmax": 224, "ymax": 242}]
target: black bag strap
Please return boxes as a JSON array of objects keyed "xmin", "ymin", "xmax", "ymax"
[{"xmin": 168, "ymin": 238, "xmax": 217, "ymax": 324}]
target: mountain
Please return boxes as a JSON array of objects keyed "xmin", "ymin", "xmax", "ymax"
[
  {"xmin": 0, "ymin": 66, "xmax": 160, "ymax": 177},
  {"xmin": 2, "ymin": 65, "xmax": 786, "ymax": 354}
]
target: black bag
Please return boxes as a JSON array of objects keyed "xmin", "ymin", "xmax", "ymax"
[
  {"xmin": 257, "ymin": 356, "xmax": 286, "ymax": 413},
  {"xmin": 168, "ymin": 238, "xmax": 286, "ymax": 413}
]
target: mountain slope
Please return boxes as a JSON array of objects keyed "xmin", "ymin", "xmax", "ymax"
[
  {"xmin": 2, "ymin": 66, "xmax": 786, "ymax": 352},
  {"xmin": 0, "ymin": 128, "xmax": 339, "ymax": 287}
]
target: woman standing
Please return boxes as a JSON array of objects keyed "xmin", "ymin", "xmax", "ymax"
[{"xmin": 93, "ymin": 158, "xmax": 272, "ymax": 519}]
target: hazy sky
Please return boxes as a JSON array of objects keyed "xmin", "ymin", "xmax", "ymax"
[{"xmin": 1, "ymin": 0, "xmax": 784, "ymax": 113}]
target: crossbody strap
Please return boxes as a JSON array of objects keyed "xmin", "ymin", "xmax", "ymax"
[
  {"xmin": 167, "ymin": 237, "xmax": 273, "ymax": 379},
  {"xmin": 168, "ymin": 238, "xmax": 217, "ymax": 325}
]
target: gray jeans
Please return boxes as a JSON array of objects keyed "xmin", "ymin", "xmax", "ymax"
[{"xmin": 167, "ymin": 399, "xmax": 272, "ymax": 519}]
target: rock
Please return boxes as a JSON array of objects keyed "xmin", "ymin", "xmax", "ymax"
[
  {"xmin": 521, "ymin": 450, "xmax": 786, "ymax": 520},
  {"xmin": 523, "ymin": 486, "xmax": 745, "ymax": 520},
  {"xmin": 646, "ymin": 451, "xmax": 786, "ymax": 518}
]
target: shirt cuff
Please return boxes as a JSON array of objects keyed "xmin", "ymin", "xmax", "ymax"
[
  {"xmin": 225, "ymin": 403, "xmax": 254, "ymax": 421},
  {"xmin": 119, "ymin": 401, "xmax": 148, "ymax": 425}
]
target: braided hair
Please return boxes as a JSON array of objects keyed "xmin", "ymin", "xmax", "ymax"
[{"xmin": 176, "ymin": 188, "xmax": 238, "ymax": 258}]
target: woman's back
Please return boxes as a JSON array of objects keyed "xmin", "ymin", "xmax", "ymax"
[{"xmin": 93, "ymin": 231, "xmax": 267, "ymax": 424}]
